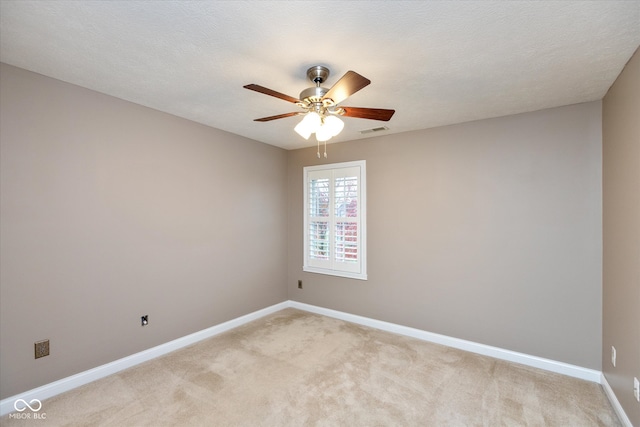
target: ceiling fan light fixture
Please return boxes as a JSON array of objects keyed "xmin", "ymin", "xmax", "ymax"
[
  {"xmin": 294, "ymin": 111, "xmax": 321, "ymax": 139},
  {"xmin": 245, "ymin": 65, "xmax": 394, "ymax": 156},
  {"xmin": 315, "ymin": 122, "xmax": 333, "ymax": 142},
  {"xmin": 323, "ymin": 115, "xmax": 344, "ymax": 137}
]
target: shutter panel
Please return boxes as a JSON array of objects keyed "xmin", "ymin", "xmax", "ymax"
[
  {"xmin": 334, "ymin": 173, "xmax": 359, "ymax": 266},
  {"xmin": 306, "ymin": 172, "xmax": 332, "ymax": 269}
]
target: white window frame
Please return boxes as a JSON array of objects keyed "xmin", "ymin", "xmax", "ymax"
[{"xmin": 303, "ymin": 160, "xmax": 367, "ymax": 280}]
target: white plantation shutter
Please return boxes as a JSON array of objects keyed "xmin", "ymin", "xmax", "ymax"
[{"xmin": 304, "ymin": 161, "xmax": 366, "ymax": 280}]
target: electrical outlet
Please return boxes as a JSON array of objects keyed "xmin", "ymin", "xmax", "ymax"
[
  {"xmin": 34, "ymin": 339, "xmax": 49, "ymax": 359},
  {"xmin": 141, "ymin": 315, "xmax": 148, "ymax": 326},
  {"xmin": 611, "ymin": 346, "xmax": 616, "ymax": 367},
  {"xmin": 634, "ymin": 377, "xmax": 639, "ymax": 402},
  {"xmin": 298, "ymin": 280, "xmax": 303, "ymax": 289}
]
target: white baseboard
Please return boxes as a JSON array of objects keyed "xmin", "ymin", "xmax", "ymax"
[
  {"xmin": 0, "ymin": 301, "xmax": 289, "ymax": 417},
  {"xmin": 601, "ymin": 373, "xmax": 633, "ymax": 427},
  {"xmin": 288, "ymin": 301, "xmax": 602, "ymax": 383},
  {"xmin": 1, "ymin": 300, "xmax": 608, "ymax": 418}
]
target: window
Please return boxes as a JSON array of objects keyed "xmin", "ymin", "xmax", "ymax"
[{"xmin": 304, "ymin": 160, "xmax": 366, "ymax": 280}]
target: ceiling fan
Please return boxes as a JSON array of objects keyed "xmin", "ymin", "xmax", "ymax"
[{"xmin": 243, "ymin": 66, "xmax": 395, "ymax": 149}]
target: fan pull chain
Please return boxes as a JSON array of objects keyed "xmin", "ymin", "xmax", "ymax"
[
  {"xmin": 317, "ymin": 138, "xmax": 320, "ymax": 158},
  {"xmin": 324, "ymin": 140, "xmax": 327, "ymax": 158}
]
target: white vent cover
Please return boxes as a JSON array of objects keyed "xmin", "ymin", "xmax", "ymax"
[{"xmin": 360, "ymin": 126, "xmax": 389, "ymax": 134}]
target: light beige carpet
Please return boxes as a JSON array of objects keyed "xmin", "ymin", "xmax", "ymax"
[{"xmin": 2, "ymin": 309, "xmax": 620, "ymax": 426}]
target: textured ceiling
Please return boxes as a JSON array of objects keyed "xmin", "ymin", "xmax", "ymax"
[{"xmin": 1, "ymin": 1, "xmax": 639, "ymax": 150}]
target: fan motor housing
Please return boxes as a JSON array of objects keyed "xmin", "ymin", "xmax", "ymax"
[{"xmin": 299, "ymin": 86, "xmax": 329, "ymax": 103}]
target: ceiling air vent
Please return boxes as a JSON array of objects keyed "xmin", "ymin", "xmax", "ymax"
[{"xmin": 360, "ymin": 126, "xmax": 389, "ymax": 135}]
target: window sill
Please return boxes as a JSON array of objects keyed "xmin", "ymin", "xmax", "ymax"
[{"xmin": 303, "ymin": 266, "xmax": 367, "ymax": 281}]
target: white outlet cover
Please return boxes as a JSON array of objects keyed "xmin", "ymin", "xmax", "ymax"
[
  {"xmin": 634, "ymin": 377, "xmax": 639, "ymax": 402},
  {"xmin": 611, "ymin": 346, "xmax": 616, "ymax": 367}
]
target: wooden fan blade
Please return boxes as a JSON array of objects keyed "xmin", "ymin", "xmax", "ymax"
[
  {"xmin": 341, "ymin": 107, "xmax": 395, "ymax": 121},
  {"xmin": 323, "ymin": 71, "xmax": 371, "ymax": 105},
  {"xmin": 254, "ymin": 112, "xmax": 301, "ymax": 122},
  {"xmin": 244, "ymin": 84, "xmax": 301, "ymax": 104}
]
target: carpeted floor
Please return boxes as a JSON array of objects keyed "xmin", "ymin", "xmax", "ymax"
[{"xmin": 1, "ymin": 308, "xmax": 621, "ymax": 426}]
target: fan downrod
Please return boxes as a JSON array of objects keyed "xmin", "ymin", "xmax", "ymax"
[{"xmin": 299, "ymin": 66, "xmax": 332, "ymax": 104}]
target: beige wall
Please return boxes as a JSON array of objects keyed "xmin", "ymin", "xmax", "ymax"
[
  {"xmin": 288, "ymin": 101, "xmax": 603, "ymax": 369},
  {"xmin": 0, "ymin": 63, "xmax": 289, "ymax": 399},
  {"xmin": 603, "ymin": 47, "xmax": 640, "ymax": 425},
  {"xmin": 0, "ymin": 59, "xmax": 617, "ymax": 403}
]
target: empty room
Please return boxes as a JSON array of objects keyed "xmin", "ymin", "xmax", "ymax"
[{"xmin": 1, "ymin": 1, "xmax": 639, "ymax": 426}]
